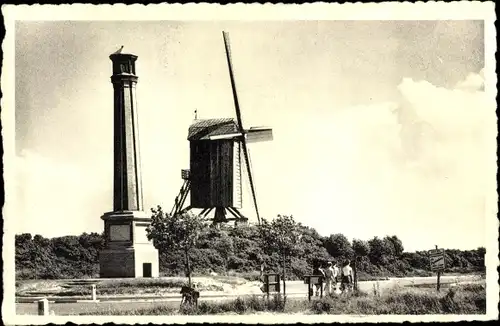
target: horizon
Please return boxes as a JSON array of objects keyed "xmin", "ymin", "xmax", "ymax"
[
  {"xmin": 12, "ymin": 223, "xmax": 487, "ymax": 254},
  {"xmin": 12, "ymin": 20, "xmax": 495, "ymax": 253}
]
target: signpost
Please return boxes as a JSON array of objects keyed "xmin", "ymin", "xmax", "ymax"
[
  {"xmin": 353, "ymin": 257, "xmax": 358, "ymax": 292},
  {"xmin": 303, "ymin": 275, "xmax": 324, "ymax": 301},
  {"xmin": 429, "ymin": 245, "xmax": 445, "ymax": 292},
  {"xmin": 262, "ymin": 273, "xmax": 281, "ymax": 299}
]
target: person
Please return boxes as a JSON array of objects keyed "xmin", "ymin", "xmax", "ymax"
[
  {"xmin": 259, "ymin": 262, "xmax": 266, "ymax": 295},
  {"xmin": 319, "ymin": 261, "xmax": 336, "ymax": 296},
  {"xmin": 341, "ymin": 260, "xmax": 353, "ymax": 294},
  {"xmin": 312, "ymin": 263, "xmax": 325, "ymax": 296},
  {"xmin": 332, "ymin": 262, "xmax": 340, "ymax": 293}
]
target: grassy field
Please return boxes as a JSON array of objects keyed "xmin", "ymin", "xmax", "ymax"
[
  {"xmin": 75, "ymin": 282, "xmax": 485, "ymax": 315},
  {"xmin": 15, "ymin": 276, "xmax": 255, "ymax": 297}
]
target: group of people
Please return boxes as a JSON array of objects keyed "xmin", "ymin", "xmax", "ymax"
[
  {"xmin": 257, "ymin": 259, "xmax": 355, "ymax": 297},
  {"xmin": 313, "ymin": 260, "xmax": 354, "ymax": 296}
]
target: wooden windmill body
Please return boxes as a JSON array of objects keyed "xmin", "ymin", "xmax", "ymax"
[{"xmin": 171, "ymin": 32, "xmax": 272, "ymax": 225}]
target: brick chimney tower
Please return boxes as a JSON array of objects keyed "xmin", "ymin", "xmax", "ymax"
[{"xmin": 99, "ymin": 46, "xmax": 159, "ymax": 278}]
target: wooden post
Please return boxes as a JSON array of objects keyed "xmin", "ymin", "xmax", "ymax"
[
  {"xmin": 38, "ymin": 298, "xmax": 49, "ymax": 316},
  {"xmin": 353, "ymin": 257, "xmax": 358, "ymax": 292},
  {"xmin": 265, "ymin": 274, "xmax": 270, "ymax": 301},
  {"xmin": 435, "ymin": 245, "xmax": 441, "ymax": 292},
  {"xmin": 320, "ymin": 276, "xmax": 324, "ymax": 298},
  {"xmin": 282, "ymin": 254, "xmax": 287, "ymax": 304},
  {"xmin": 91, "ymin": 284, "xmax": 97, "ymax": 301},
  {"xmin": 307, "ymin": 277, "xmax": 312, "ymax": 302}
]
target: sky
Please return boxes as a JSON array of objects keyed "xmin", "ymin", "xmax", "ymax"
[{"xmin": 13, "ymin": 20, "xmax": 495, "ymax": 252}]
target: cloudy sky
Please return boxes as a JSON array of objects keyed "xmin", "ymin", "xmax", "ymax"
[{"xmin": 13, "ymin": 19, "xmax": 494, "ymax": 252}]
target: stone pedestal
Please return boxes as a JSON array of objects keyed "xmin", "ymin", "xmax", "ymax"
[
  {"xmin": 99, "ymin": 47, "xmax": 159, "ymax": 278},
  {"xmin": 99, "ymin": 211, "xmax": 159, "ymax": 278}
]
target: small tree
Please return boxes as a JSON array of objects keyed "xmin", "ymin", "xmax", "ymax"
[
  {"xmin": 259, "ymin": 215, "xmax": 302, "ymax": 302},
  {"xmin": 146, "ymin": 206, "xmax": 206, "ymax": 287}
]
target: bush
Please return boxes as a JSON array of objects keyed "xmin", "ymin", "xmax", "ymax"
[{"xmin": 15, "ymin": 228, "xmax": 486, "ymax": 281}]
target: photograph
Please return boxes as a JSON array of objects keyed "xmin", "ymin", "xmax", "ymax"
[{"xmin": 1, "ymin": 2, "xmax": 497, "ymax": 324}]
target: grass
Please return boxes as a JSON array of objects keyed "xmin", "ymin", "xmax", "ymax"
[
  {"xmin": 16, "ymin": 277, "xmax": 226, "ymax": 297},
  {"xmin": 82, "ymin": 282, "xmax": 486, "ymax": 315}
]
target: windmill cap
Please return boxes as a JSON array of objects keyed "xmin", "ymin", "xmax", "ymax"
[{"xmin": 187, "ymin": 118, "xmax": 239, "ymax": 141}]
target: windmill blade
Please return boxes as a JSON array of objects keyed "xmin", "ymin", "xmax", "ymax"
[
  {"xmin": 208, "ymin": 132, "xmax": 244, "ymax": 141},
  {"xmin": 245, "ymin": 127, "xmax": 273, "ymax": 143},
  {"xmin": 222, "ymin": 31, "xmax": 261, "ymax": 225}
]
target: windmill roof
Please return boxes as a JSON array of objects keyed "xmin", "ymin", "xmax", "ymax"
[{"xmin": 187, "ymin": 118, "xmax": 239, "ymax": 141}]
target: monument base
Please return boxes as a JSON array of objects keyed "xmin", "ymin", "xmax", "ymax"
[{"xmin": 99, "ymin": 211, "xmax": 159, "ymax": 278}]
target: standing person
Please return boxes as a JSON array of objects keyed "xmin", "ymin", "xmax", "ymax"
[
  {"xmin": 319, "ymin": 262, "xmax": 335, "ymax": 296},
  {"xmin": 313, "ymin": 262, "xmax": 325, "ymax": 296},
  {"xmin": 332, "ymin": 262, "xmax": 340, "ymax": 293},
  {"xmin": 341, "ymin": 260, "xmax": 354, "ymax": 294}
]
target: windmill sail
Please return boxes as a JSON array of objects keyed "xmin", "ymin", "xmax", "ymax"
[
  {"xmin": 222, "ymin": 31, "xmax": 261, "ymax": 225},
  {"xmin": 245, "ymin": 127, "xmax": 273, "ymax": 143}
]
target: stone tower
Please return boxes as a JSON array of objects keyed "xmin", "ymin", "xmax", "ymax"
[{"xmin": 99, "ymin": 47, "xmax": 159, "ymax": 278}]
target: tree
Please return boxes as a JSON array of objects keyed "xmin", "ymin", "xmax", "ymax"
[
  {"xmin": 259, "ymin": 215, "xmax": 302, "ymax": 301},
  {"xmin": 476, "ymin": 247, "xmax": 486, "ymax": 270},
  {"xmin": 352, "ymin": 239, "xmax": 370, "ymax": 257},
  {"xmin": 324, "ymin": 233, "xmax": 354, "ymax": 260},
  {"xmin": 146, "ymin": 206, "xmax": 206, "ymax": 286},
  {"xmin": 385, "ymin": 235, "xmax": 404, "ymax": 257},
  {"xmin": 367, "ymin": 236, "xmax": 385, "ymax": 265}
]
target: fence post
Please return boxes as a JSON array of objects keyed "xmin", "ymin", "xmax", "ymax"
[
  {"xmin": 38, "ymin": 298, "xmax": 49, "ymax": 316},
  {"xmin": 91, "ymin": 284, "xmax": 97, "ymax": 301}
]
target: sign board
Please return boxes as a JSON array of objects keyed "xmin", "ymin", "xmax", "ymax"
[
  {"xmin": 262, "ymin": 283, "xmax": 280, "ymax": 293},
  {"xmin": 304, "ymin": 275, "xmax": 323, "ymax": 284},
  {"xmin": 303, "ymin": 275, "xmax": 324, "ymax": 300},
  {"xmin": 263, "ymin": 273, "xmax": 280, "ymax": 294},
  {"xmin": 429, "ymin": 249, "xmax": 445, "ymax": 271}
]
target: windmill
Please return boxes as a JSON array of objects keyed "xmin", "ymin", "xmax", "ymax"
[{"xmin": 171, "ymin": 31, "xmax": 273, "ymax": 225}]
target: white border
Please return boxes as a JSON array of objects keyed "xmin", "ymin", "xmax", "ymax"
[{"xmin": 2, "ymin": 2, "xmax": 498, "ymax": 324}]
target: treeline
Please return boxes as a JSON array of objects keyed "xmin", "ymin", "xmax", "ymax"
[{"xmin": 15, "ymin": 224, "xmax": 486, "ymax": 280}]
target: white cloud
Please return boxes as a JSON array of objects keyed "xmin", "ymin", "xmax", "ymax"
[{"xmin": 455, "ymin": 69, "xmax": 485, "ymax": 92}]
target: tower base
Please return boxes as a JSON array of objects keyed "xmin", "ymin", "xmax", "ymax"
[{"xmin": 99, "ymin": 211, "xmax": 159, "ymax": 278}]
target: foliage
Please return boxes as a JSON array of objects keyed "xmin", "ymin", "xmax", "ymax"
[
  {"xmin": 259, "ymin": 215, "xmax": 303, "ymax": 299},
  {"xmin": 259, "ymin": 215, "xmax": 302, "ymax": 258},
  {"xmin": 324, "ymin": 233, "xmax": 354, "ymax": 261},
  {"xmin": 146, "ymin": 206, "xmax": 206, "ymax": 286},
  {"xmin": 352, "ymin": 239, "xmax": 370, "ymax": 258},
  {"xmin": 15, "ymin": 217, "xmax": 486, "ymax": 281}
]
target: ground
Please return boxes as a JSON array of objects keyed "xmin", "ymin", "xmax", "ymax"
[{"xmin": 15, "ymin": 274, "xmax": 484, "ymax": 315}]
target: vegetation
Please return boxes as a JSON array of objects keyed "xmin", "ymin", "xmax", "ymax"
[
  {"xmin": 259, "ymin": 215, "xmax": 303, "ymax": 299},
  {"xmin": 146, "ymin": 207, "xmax": 206, "ymax": 286},
  {"xmin": 81, "ymin": 282, "xmax": 486, "ymax": 315},
  {"xmin": 15, "ymin": 211, "xmax": 486, "ymax": 281}
]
